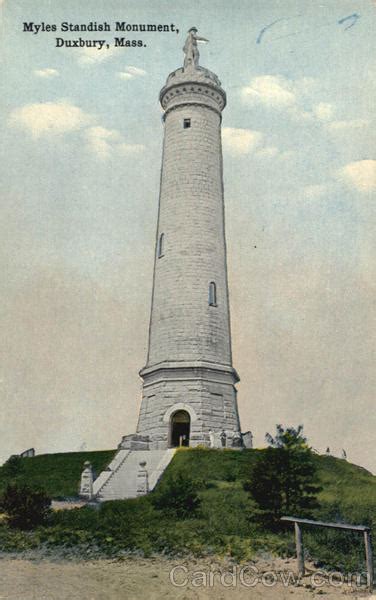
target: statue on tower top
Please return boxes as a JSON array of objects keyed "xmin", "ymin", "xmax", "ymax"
[{"xmin": 183, "ymin": 27, "xmax": 209, "ymax": 69}]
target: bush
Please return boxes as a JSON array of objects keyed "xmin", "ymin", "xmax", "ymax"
[
  {"xmin": 2, "ymin": 456, "xmax": 24, "ymax": 478},
  {"xmin": 0, "ymin": 483, "xmax": 51, "ymax": 529},
  {"xmin": 151, "ymin": 472, "xmax": 201, "ymax": 518}
]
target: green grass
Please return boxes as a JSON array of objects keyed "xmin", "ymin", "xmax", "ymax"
[
  {"xmin": 0, "ymin": 447, "xmax": 375, "ymax": 572},
  {"xmin": 162, "ymin": 448, "xmax": 376, "ymax": 525},
  {"xmin": 312, "ymin": 454, "xmax": 376, "ymax": 523},
  {"xmin": 0, "ymin": 450, "xmax": 116, "ymax": 499},
  {"xmin": 5, "ymin": 447, "xmax": 374, "ymax": 512}
]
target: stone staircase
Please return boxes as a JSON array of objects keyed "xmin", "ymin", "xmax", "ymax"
[{"xmin": 93, "ymin": 448, "xmax": 176, "ymax": 502}]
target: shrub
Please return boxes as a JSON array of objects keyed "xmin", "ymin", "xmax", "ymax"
[
  {"xmin": 2, "ymin": 455, "xmax": 24, "ymax": 478},
  {"xmin": 0, "ymin": 483, "xmax": 51, "ymax": 529},
  {"xmin": 151, "ymin": 472, "xmax": 201, "ymax": 518}
]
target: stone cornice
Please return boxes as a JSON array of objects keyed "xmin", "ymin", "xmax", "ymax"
[
  {"xmin": 139, "ymin": 360, "xmax": 240, "ymax": 383},
  {"xmin": 160, "ymin": 80, "xmax": 226, "ymax": 113}
]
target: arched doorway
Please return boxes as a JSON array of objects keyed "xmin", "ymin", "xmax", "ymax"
[{"xmin": 170, "ymin": 410, "xmax": 190, "ymax": 447}]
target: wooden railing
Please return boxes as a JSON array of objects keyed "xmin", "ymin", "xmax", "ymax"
[{"xmin": 281, "ymin": 516, "xmax": 374, "ymax": 590}]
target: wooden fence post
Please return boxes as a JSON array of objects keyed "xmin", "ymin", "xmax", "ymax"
[
  {"xmin": 282, "ymin": 517, "xmax": 374, "ymax": 591},
  {"xmin": 364, "ymin": 530, "xmax": 374, "ymax": 591},
  {"xmin": 294, "ymin": 521, "xmax": 305, "ymax": 577}
]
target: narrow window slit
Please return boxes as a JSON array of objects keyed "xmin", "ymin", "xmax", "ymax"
[
  {"xmin": 157, "ymin": 233, "xmax": 164, "ymax": 258},
  {"xmin": 209, "ymin": 282, "xmax": 217, "ymax": 306}
]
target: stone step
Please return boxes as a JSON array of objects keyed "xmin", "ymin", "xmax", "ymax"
[
  {"xmin": 95, "ymin": 449, "xmax": 176, "ymax": 502},
  {"xmin": 92, "ymin": 449, "xmax": 130, "ymax": 495}
]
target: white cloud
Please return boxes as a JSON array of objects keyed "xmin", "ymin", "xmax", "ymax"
[
  {"xmin": 8, "ymin": 100, "xmax": 93, "ymax": 138},
  {"xmin": 78, "ymin": 45, "xmax": 118, "ymax": 66},
  {"xmin": 117, "ymin": 72, "xmax": 133, "ymax": 81},
  {"xmin": 8, "ymin": 100, "xmax": 144, "ymax": 160},
  {"xmin": 125, "ymin": 66, "xmax": 146, "ymax": 77},
  {"xmin": 85, "ymin": 125, "xmax": 145, "ymax": 160},
  {"xmin": 313, "ymin": 102, "xmax": 334, "ymax": 121},
  {"xmin": 222, "ymin": 127, "xmax": 263, "ymax": 155},
  {"xmin": 327, "ymin": 119, "xmax": 369, "ymax": 132},
  {"xmin": 241, "ymin": 75, "xmax": 296, "ymax": 108},
  {"xmin": 34, "ymin": 68, "xmax": 59, "ymax": 78},
  {"xmin": 241, "ymin": 75, "xmax": 338, "ymax": 126},
  {"xmin": 337, "ymin": 160, "xmax": 376, "ymax": 192},
  {"xmin": 85, "ymin": 126, "xmax": 121, "ymax": 159},
  {"xmin": 117, "ymin": 66, "xmax": 147, "ymax": 81}
]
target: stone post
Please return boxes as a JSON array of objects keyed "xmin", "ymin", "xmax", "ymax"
[
  {"xmin": 79, "ymin": 461, "xmax": 94, "ymax": 500},
  {"xmin": 136, "ymin": 460, "xmax": 149, "ymax": 496}
]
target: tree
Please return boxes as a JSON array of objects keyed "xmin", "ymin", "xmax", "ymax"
[
  {"xmin": 2, "ymin": 455, "xmax": 24, "ymax": 478},
  {"xmin": 244, "ymin": 425, "xmax": 321, "ymax": 529},
  {"xmin": 266, "ymin": 424, "xmax": 308, "ymax": 450},
  {"xmin": 151, "ymin": 472, "xmax": 201, "ymax": 518},
  {"xmin": 0, "ymin": 483, "xmax": 51, "ymax": 529}
]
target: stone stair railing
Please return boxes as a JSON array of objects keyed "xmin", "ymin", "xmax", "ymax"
[
  {"xmin": 92, "ymin": 449, "xmax": 130, "ymax": 497},
  {"xmin": 148, "ymin": 448, "xmax": 176, "ymax": 490}
]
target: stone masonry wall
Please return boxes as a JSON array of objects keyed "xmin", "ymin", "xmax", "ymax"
[
  {"xmin": 146, "ymin": 102, "xmax": 232, "ymax": 367},
  {"xmin": 137, "ymin": 370, "xmax": 240, "ymax": 448}
]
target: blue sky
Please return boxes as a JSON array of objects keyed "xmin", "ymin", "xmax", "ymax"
[{"xmin": 1, "ymin": 0, "xmax": 375, "ymax": 471}]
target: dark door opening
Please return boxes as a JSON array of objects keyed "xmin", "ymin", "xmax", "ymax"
[{"xmin": 170, "ymin": 410, "xmax": 190, "ymax": 447}]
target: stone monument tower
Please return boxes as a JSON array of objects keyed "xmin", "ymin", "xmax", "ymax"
[
  {"xmin": 93, "ymin": 29, "xmax": 244, "ymax": 501},
  {"xmin": 136, "ymin": 28, "xmax": 241, "ymax": 449}
]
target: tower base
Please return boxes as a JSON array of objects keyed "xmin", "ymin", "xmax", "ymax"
[{"xmin": 137, "ymin": 361, "xmax": 242, "ymax": 450}]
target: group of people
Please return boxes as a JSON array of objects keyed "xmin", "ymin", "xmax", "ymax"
[{"xmin": 208, "ymin": 429, "xmax": 242, "ymax": 449}]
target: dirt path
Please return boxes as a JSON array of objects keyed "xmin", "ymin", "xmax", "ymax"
[{"xmin": 0, "ymin": 556, "xmax": 372, "ymax": 600}]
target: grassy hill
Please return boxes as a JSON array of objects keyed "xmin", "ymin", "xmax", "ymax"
[
  {"xmin": 0, "ymin": 450, "xmax": 116, "ymax": 498},
  {"xmin": 163, "ymin": 448, "xmax": 376, "ymax": 521},
  {"xmin": 2, "ymin": 447, "xmax": 374, "ymax": 510},
  {"xmin": 0, "ymin": 447, "xmax": 375, "ymax": 571}
]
